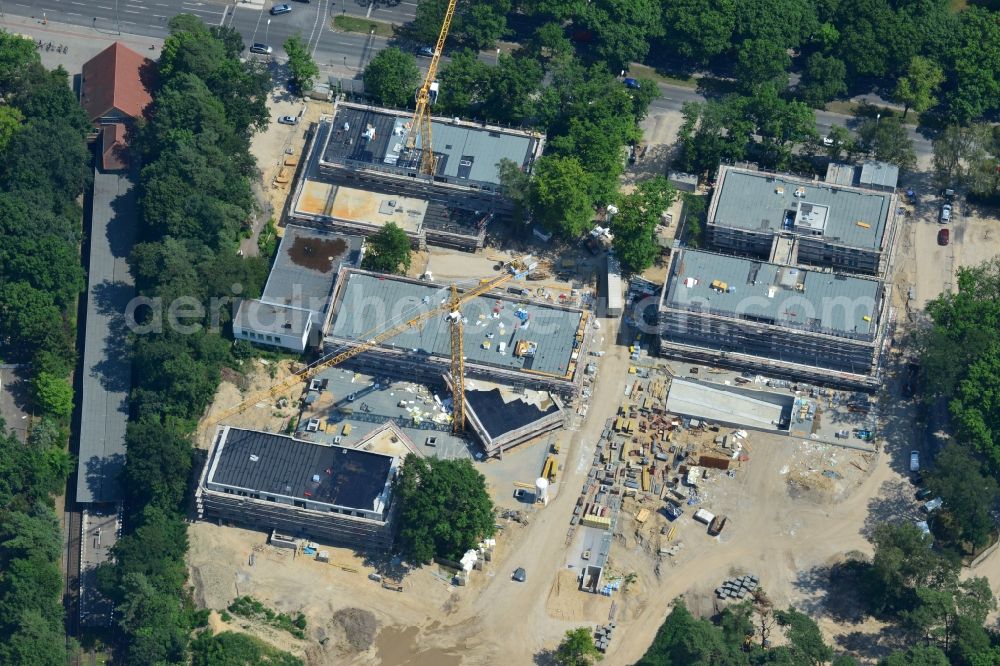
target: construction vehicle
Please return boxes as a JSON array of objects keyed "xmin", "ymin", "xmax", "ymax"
[
  {"xmin": 405, "ymin": 0, "xmax": 458, "ymax": 175},
  {"xmin": 211, "ymin": 258, "xmax": 534, "ymax": 435}
]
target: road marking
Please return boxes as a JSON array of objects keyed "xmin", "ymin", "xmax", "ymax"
[
  {"xmin": 70, "ymin": 1, "xmax": 85, "ymax": 5},
  {"xmin": 123, "ymin": 9, "xmax": 141, "ymax": 14},
  {"xmin": 67, "ymin": 11, "xmax": 82, "ymax": 16},
  {"xmin": 96, "ymin": 5, "xmax": 111, "ymax": 8}
]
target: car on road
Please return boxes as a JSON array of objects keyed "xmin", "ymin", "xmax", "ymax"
[
  {"xmin": 418, "ymin": 46, "xmax": 435, "ymax": 57},
  {"xmin": 940, "ymin": 203, "xmax": 951, "ymax": 223},
  {"xmin": 270, "ymin": 4, "xmax": 292, "ymax": 15},
  {"xmin": 623, "ymin": 77, "xmax": 640, "ymax": 89},
  {"xmin": 938, "ymin": 228, "xmax": 950, "ymax": 246},
  {"xmin": 909, "ymin": 450, "xmax": 919, "ymax": 472},
  {"xmin": 511, "ymin": 567, "xmax": 526, "ymax": 582},
  {"xmin": 277, "ymin": 115, "xmax": 299, "ymax": 125},
  {"xmin": 250, "ymin": 43, "xmax": 273, "ymax": 55}
]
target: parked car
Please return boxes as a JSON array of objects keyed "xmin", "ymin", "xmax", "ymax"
[
  {"xmin": 822, "ymin": 136, "xmax": 835, "ymax": 146},
  {"xmin": 940, "ymin": 203, "xmax": 952, "ymax": 223},
  {"xmin": 938, "ymin": 228, "xmax": 950, "ymax": 246},
  {"xmin": 909, "ymin": 450, "xmax": 920, "ymax": 472},
  {"xmin": 418, "ymin": 45, "xmax": 435, "ymax": 57},
  {"xmin": 916, "ymin": 487, "xmax": 934, "ymax": 501},
  {"xmin": 270, "ymin": 4, "xmax": 292, "ymax": 15},
  {"xmin": 278, "ymin": 115, "xmax": 299, "ymax": 125},
  {"xmin": 511, "ymin": 567, "xmax": 526, "ymax": 582},
  {"xmin": 250, "ymin": 43, "xmax": 273, "ymax": 55},
  {"xmin": 623, "ymin": 77, "xmax": 640, "ymax": 89}
]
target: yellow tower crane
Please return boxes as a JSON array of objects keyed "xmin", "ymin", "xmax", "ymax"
[
  {"xmin": 405, "ymin": 0, "xmax": 459, "ymax": 176},
  {"xmin": 212, "ymin": 258, "xmax": 533, "ymax": 434}
]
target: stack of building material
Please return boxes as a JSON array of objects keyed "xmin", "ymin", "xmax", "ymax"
[
  {"xmin": 715, "ymin": 574, "xmax": 759, "ymax": 600},
  {"xmin": 594, "ymin": 623, "xmax": 615, "ymax": 652}
]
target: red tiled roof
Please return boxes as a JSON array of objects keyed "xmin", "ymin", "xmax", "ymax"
[
  {"xmin": 80, "ymin": 42, "xmax": 153, "ymax": 123},
  {"xmin": 100, "ymin": 123, "xmax": 128, "ymax": 171}
]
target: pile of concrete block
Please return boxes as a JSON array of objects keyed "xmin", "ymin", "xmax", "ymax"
[
  {"xmin": 715, "ymin": 574, "xmax": 758, "ymax": 600},
  {"xmin": 594, "ymin": 623, "xmax": 615, "ymax": 652}
]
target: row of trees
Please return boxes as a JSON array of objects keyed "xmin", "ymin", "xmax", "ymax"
[
  {"xmin": 635, "ymin": 522, "xmax": 1000, "ymax": 665},
  {"xmin": 95, "ymin": 16, "xmax": 272, "ymax": 665},
  {"xmin": 406, "ymin": 1, "xmax": 1000, "ymax": 124},
  {"xmin": 933, "ymin": 124, "xmax": 1000, "ymax": 202},
  {"xmin": 0, "ymin": 32, "xmax": 93, "ymax": 664}
]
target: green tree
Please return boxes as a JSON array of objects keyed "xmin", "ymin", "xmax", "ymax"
[
  {"xmin": 436, "ymin": 49, "xmax": 490, "ymax": 117},
  {"xmin": 893, "ymin": 56, "xmax": 944, "ymax": 120},
  {"xmin": 931, "ymin": 125, "xmax": 966, "ymax": 190},
  {"xmin": 735, "ymin": 38, "xmax": 790, "ymax": 92},
  {"xmin": 32, "ymin": 373, "xmax": 73, "ymax": 420},
  {"xmin": 856, "ymin": 117, "xmax": 916, "ymax": 171},
  {"xmin": 579, "ymin": 0, "xmax": 663, "ymax": 70},
  {"xmin": 864, "ymin": 522, "xmax": 958, "ymax": 615},
  {"xmin": 635, "ymin": 600, "xmax": 745, "ymax": 665},
  {"xmin": 529, "ymin": 155, "xmax": 594, "ymax": 239},
  {"xmin": 361, "ymin": 222, "xmax": 412, "ymax": 274},
  {"xmin": 496, "ymin": 157, "xmax": 530, "ymax": 218},
  {"xmin": 0, "ymin": 105, "xmax": 23, "ymax": 152},
  {"xmin": 283, "ymin": 35, "xmax": 319, "ymax": 93},
  {"xmin": 190, "ymin": 630, "xmax": 303, "ymax": 666},
  {"xmin": 660, "ymin": 0, "xmax": 735, "ymax": 65},
  {"xmin": 394, "ymin": 455, "xmax": 495, "ymax": 564},
  {"xmin": 924, "ymin": 444, "xmax": 998, "ymax": 552},
  {"xmin": 797, "ymin": 53, "xmax": 848, "ymax": 108},
  {"xmin": 879, "ymin": 645, "xmax": 950, "ymax": 666},
  {"xmin": 611, "ymin": 177, "xmax": 675, "ymax": 273},
  {"xmin": 411, "ymin": 0, "xmax": 510, "ymax": 51},
  {"xmin": 943, "ymin": 7, "xmax": 1000, "ymax": 124},
  {"xmin": 364, "ymin": 47, "xmax": 420, "ymax": 109},
  {"xmin": 775, "ymin": 608, "xmax": 834, "ymax": 665},
  {"xmin": 554, "ymin": 627, "xmax": 602, "ymax": 665},
  {"xmin": 483, "ymin": 54, "xmax": 544, "ymax": 125}
]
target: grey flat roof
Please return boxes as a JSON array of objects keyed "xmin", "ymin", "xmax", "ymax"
[
  {"xmin": 234, "ymin": 301, "xmax": 311, "ymax": 337},
  {"xmin": 664, "ymin": 249, "xmax": 883, "ymax": 338},
  {"xmin": 665, "ymin": 379, "xmax": 792, "ymax": 432},
  {"xmin": 825, "ymin": 163, "xmax": 855, "ymax": 186},
  {"xmin": 77, "ymin": 168, "xmax": 135, "ymax": 504},
  {"xmin": 713, "ymin": 169, "xmax": 892, "ymax": 249},
  {"xmin": 320, "ymin": 107, "xmax": 536, "ymax": 187},
  {"xmin": 208, "ymin": 427, "xmax": 394, "ymax": 512},
  {"xmin": 261, "ymin": 226, "xmax": 362, "ymax": 316},
  {"xmin": 464, "ymin": 388, "xmax": 560, "ymax": 439},
  {"xmin": 329, "ymin": 271, "xmax": 583, "ymax": 377},
  {"xmin": 859, "ymin": 161, "xmax": 899, "ymax": 189}
]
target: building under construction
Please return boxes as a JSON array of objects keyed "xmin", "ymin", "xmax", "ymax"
[
  {"xmin": 325, "ymin": 268, "xmax": 590, "ymax": 399},
  {"xmin": 658, "ymin": 248, "xmax": 890, "ymax": 390},
  {"xmin": 707, "ymin": 165, "xmax": 899, "ymax": 277},
  {"xmin": 196, "ymin": 426, "xmax": 400, "ymax": 548},
  {"xmin": 288, "ymin": 103, "xmax": 544, "ymax": 251}
]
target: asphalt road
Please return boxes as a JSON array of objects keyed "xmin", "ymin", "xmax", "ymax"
[
  {"xmin": 650, "ymin": 83, "xmax": 934, "ymax": 160},
  {"xmin": 10, "ymin": 0, "xmax": 932, "ymax": 158}
]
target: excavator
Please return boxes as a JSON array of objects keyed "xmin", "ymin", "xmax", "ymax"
[{"xmin": 212, "ymin": 257, "xmax": 534, "ymax": 434}]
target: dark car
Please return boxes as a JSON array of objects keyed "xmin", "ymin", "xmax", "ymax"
[
  {"xmin": 512, "ymin": 567, "xmax": 526, "ymax": 582},
  {"xmin": 250, "ymin": 43, "xmax": 273, "ymax": 55},
  {"xmin": 623, "ymin": 77, "xmax": 640, "ymax": 89},
  {"xmin": 916, "ymin": 488, "xmax": 934, "ymax": 501},
  {"xmin": 938, "ymin": 228, "xmax": 950, "ymax": 246},
  {"xmin": 270, "ymin": 4, "xmax": 292, "ymax": 15}
]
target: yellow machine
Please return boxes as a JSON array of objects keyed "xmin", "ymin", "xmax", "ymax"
[
  {"xmin": 212, "ymin": 259, "xmax": 532, "ymax": 435},
  {"xmin": 405, "ymin": 0, "xmax": 459, "ymax": 175}
]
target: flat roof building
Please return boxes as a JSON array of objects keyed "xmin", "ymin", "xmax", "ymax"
[
  {"xmin": 197, "ymin": 426, "xmax": 400, "ymax": 548},
  {"xmin": 707, "ymin": 165, "xmax": 899, "ymax": 276},
  {"xmin": 658, "ymin": 248, "xmax": 890, "ymax": 389},
  {"xmin": 289, "ymin": 116, "xmax": 497, "ymax": 251},
  {"xmin": 326, "ymin": 269, "xmax": 590, "ymax": 397},
  {"xmin": 233, "ymin": 226, "xmax": 363, "ymax": 352},
  {"xmin": 463, "ymin": 384, "xmax": 563, "ymax": 457},
  {"xmin": 319, "ymin": 103, "xmax": 541, "ymax": 192}
]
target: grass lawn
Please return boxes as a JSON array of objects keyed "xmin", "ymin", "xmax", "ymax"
[
  {"xmin": 332, "ymin": 15, "xmax": 395, "ymax": 38},
  {"xmin": 627, "ymin": 63, "xmax": 698, "ymax": 90}
]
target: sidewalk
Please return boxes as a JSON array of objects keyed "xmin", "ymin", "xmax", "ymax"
[{"xmin": 0, "ymin": 13, "xmax": 164, "ymax": 75}]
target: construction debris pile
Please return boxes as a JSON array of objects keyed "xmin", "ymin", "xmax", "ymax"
[{"xmin": 593, "ymin": 623, "xmax": 616, "ymax": 653}]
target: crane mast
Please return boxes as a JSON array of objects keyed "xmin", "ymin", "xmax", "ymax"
[
  {"xmin": 213, "ymin": 258, "xmax": 531, "ymax": 432},
  {"xmin": 406, "ymin": 0, "xmax": 458, "ymax": 176}
]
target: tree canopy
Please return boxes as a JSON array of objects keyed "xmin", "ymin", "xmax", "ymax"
[
  {"xmin": 361, "ymin": 222, "xmax": 412, "ymax": 274},
  {"xmin": 283, "ymin": 35, "xmax": 319, "ymax": 93},
  {"xmin": 611, "ymin": 176, "xmax": 675, "ymax": 274},
  {"xmin": 554, "ymin": 627, "xmax": 602, "ymax": 665},
  {"xmin": 394, "ymin": 455, "xmax": 495, "ymax": 564},
  {"xmin": 364, "ymin": 47, "xmax": 420, "ymax": 109}
]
